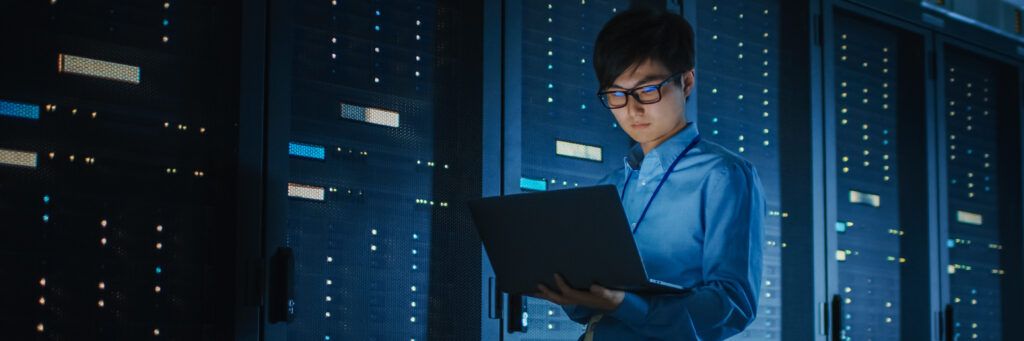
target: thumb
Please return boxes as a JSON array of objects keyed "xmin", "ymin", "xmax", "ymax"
[{"xmin": 589, "ymin": 284, "xmax": 607, "ymax": 297}]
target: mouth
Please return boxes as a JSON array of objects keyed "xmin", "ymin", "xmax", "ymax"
[{"xmin": 631, "ymin": 123, "xmax": 651, "ymax": 129}]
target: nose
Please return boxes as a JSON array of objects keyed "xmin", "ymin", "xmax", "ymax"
[{"xmin": 626, "ymin": 94, "xmax": 645, "ymax": 118}]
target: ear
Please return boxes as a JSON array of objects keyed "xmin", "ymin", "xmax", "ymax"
[{"xmin": 682, "ymin": 69, "xmax": 696, "ymax": 98}]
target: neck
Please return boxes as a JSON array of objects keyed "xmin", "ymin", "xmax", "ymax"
[{"xmin": 640, "ymin": 121, "xmax": 688, "ymax": 155}]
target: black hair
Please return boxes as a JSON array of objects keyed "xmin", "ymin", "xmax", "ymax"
[{"xmin": 593, "ymin": 8, "xmax": 695, "ymax": 91}]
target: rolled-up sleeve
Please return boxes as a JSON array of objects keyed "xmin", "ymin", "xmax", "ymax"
[{"xmin": 606, "ymin": 161, "xmax": 765, "ymax": 340}]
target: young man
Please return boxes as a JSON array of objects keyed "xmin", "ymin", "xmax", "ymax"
[{"xmin": 533, "ymin": 8, "xmax": 765, "ymax": 341}]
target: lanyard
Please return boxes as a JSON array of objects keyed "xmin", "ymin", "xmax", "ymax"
[{"xmin": 621, "ymin": 134, "xmax": 701, "ymax": 234}]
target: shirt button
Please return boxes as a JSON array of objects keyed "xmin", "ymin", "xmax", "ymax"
[
  {"xmin": 631, "ymin": 222, "xmax": 637, "ymax": 228},
  {"xmin": 640, "ymin": 181, "xmax": 647, "ymax": 186}
]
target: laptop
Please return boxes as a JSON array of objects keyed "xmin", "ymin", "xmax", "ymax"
[{"xmin": 468, "ymin": 185, "xmax": 689, "ymax": 296}]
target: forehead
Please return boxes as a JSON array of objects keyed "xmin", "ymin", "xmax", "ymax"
[{"xmin": 613, "ymin": 59, "xmax": 671, "ymax": 85}]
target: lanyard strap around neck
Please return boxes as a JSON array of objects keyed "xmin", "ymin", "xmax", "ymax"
[{"xmin": 621, "ymin": 134, "xmax": 701, "ymax": 234}]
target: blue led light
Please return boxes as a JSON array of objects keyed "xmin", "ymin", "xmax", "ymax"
[
  {"xmin": 0, "ymin": 99, "xmax": 40, "ymax": 120},
  {"xmin": 947, "ymin": 239, "xmax": 955, "ymax": 248},
  {"xmin": 162, "ymin": 19, "xmax": 169, "ymax": 26},
  {"xmin": 155, "ymin": 266, "xmax": 163, "ymax": 274},
  {"xmin": 547, "ymin": 64, "xmax": 553, "ymax": 70},
  {"xmin": 374, "ymin": 25, "xmax": 381, "ymax": 31},
  {"xmin": 520, "ymin": 177, "xmax": 547, "ymax": 192},
  {"xmin": 289, "ymin": 142, "xmax": 326, "ymax": 160},
  {"xmin": 375, "ymin": 10, "xmax": 381, "ymax": 16},
  {"xmin": 43, "ymin": 195, "xmax": 50, "ymax": 204},
  {"xmin": 835, "ymin": 222, "xmax": 846, "ymax": 233},
  {"xmin": 580, "ymin": 104, "xmax": 586, "ymax": 110},
  {"xmin": 42, "ymin": 214, "xmax": 49, "ymax": 223},
  {"xmin": 547, "ymin": 83, "xmax": 553, "ymax": 89}
]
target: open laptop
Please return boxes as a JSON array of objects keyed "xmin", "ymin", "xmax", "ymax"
[{"xmin": 468, "ymin": 185, "xmax": 689, "ymax": 296}]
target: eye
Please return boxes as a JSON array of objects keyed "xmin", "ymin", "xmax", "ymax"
[
  {"xmin": 610, "ymin": 91, "xmax": 627, "ymax": 98},
  {"xmin": 639, "ymin": 86, "xmax": 659, "ymax": 94}
]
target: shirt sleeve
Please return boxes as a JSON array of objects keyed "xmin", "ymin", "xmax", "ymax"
[
  {"xmin": 561, "ymin": 304, "xmax": 597, "ymax": 325},
  {"xmin": 606, "ymin": 160, "xmax": 765, "ymax": 340}
]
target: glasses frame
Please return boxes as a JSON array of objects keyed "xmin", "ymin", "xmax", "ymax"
[{"xmin": 596, "ymin": 71, "xmax": 685, "ymax": 110}]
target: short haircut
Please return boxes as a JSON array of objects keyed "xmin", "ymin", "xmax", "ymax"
[{"xmin": 592, "ymin": 7, "xmax": 695, "ymax": 90}]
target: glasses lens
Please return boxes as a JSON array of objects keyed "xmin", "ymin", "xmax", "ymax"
[
  {"xmin": 636, "ymin": 86, "xmax": 661, "ymax": 103},
  {"xmin": 603, "ymin": 91, "xmax": 627, "ymax": 108}
]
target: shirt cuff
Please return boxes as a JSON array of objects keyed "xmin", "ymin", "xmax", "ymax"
[
  {"xmin": 563, "ymin": 304, "xmax": 593, "ymax": 322},
  {"xmin": 609, "ymin": 292, "xmax": 649, "ymax": 325}
]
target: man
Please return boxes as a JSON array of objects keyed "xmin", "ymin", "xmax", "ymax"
[{"xmin": 533, "ymin": 7, "xmax": 766, "ymax": 341}]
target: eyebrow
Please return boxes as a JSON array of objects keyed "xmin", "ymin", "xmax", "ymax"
[{"xmin": 610, "ymin": 74, "xmax": 670, "ymax": 89}]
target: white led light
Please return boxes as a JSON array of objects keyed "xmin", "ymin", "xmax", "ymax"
[
  {"xmin": 341, "ymin": 103, "xmax": 400, "ymax": 128},
  {"xmin": 956, "ymin": 210, "xmax": 983, "ymax": 226},
  {"xmin": 0, "ymin": 148, "xmax": 37, "ymax": 168},
  {"xmin": 58, "ymin": 54, "xmax": 140, "ymax": 84},
  {"xmin": 288, "ymin": 183, "xmax": 326, "ymax": 201},
  {"xmin": 848, "ymin": 190, "xmax": 881, "ymax": 207},
  {"xmin": 555, "ymin": 140, "xmax": 602, "ymax": 162}
]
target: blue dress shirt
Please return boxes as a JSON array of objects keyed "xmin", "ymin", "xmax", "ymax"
[{"xmin": 562, "ymin": 122, "xmax": 765, "ymax": 340}]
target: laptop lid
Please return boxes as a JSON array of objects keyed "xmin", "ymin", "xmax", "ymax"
[{"xmin": 468, "ymin": 185, "xmax": 659, "ymax": 295}]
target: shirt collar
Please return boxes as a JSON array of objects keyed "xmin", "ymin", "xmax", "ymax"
[{"xmin": 623, "ymin": 121, "xmax": 700, "ymax": 173}]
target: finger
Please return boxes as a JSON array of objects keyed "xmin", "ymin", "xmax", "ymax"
[
  {"xmin": 537, "ymin": 284, "xmax": 567, "ymax": 305},
  {"xmin": 557, "ymin": 275, "xmax": 603, "ymax": 306},
  {"xmin": 590, "ymin": 284, "xmax": 611, "ymax": 299},
  {"xmin": 553, "ymin": 274, "xmax": 580, "ymax": 297}
]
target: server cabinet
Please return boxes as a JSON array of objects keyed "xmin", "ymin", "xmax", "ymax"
[
  {"xmin": 936, "ymin": 38, "xmax": 1024, "ymax": 341},
  {"xmin": 260, "ymin": 0, "xmax": 485, "ymax": 340},
  {"xmin": 0, "ymin": 0, "xmax": 242, "ymax": 339},
  {"xmin": 822, "ymin": 3, "xmax": 939, "ymax": 340}
]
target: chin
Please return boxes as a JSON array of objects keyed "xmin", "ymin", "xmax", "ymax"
[{"xmin": 627, "ymin": 134, "xmax": 655, "ymax": 145}]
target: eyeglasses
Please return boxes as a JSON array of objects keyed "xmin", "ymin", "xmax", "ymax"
[{"xmin": 596, "ymin": 72, "xmax": 684, "ymax": 110}]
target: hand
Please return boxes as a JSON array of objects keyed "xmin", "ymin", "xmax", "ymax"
[{"xmin": 535, "ymin": 273, "xmax": 625, "ymax": 311}]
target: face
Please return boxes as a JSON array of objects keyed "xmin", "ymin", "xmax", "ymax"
[{"xmin": 604, "ymin": 59, "xmax": 695, "ymax": 153}]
